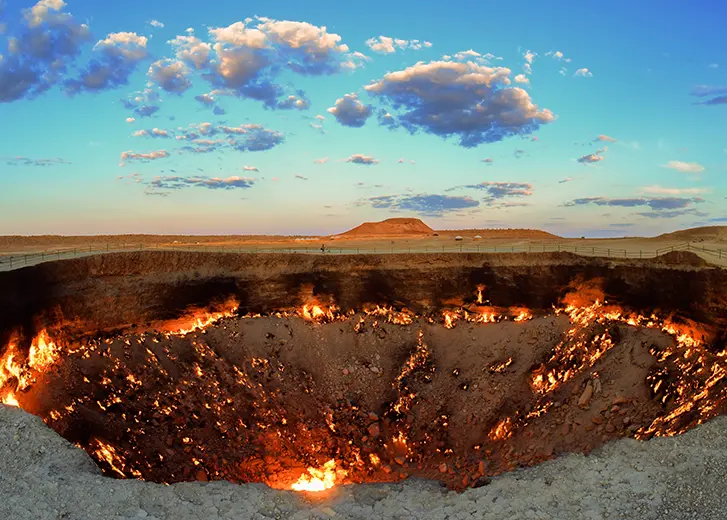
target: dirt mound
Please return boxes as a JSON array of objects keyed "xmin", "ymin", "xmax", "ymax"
[
  {"xmin": 651, "ymin": 251, "xmax": 711, "ymax": 267},
  {"xmin": 658, "ymin": 226, "xmax": 727, "ymax": 243},
  {"xmin": 435, "ymin": 229, "xmax": 561, "ymax": 239},
  {"xmin": 339, "ymin": 218, "xmax": 434, "ymax": 237}
]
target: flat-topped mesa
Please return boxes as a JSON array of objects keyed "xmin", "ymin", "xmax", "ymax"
[{"xmin": 338, "ymin": 218, "xmax": 435, "ymax": 237}]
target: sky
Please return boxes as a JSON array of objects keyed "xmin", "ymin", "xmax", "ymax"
[{"xmin": 0, "ymin": 0, "xmax": 726, "ymax": 237}]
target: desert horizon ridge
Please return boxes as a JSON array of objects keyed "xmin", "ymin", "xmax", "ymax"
[{"xmin": 2, "ymin": 217, "xmax": 727, "ymax": 242}]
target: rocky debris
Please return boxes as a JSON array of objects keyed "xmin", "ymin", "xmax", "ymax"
[
  {"xmin": 578, "ymin": 382, "xmax": 594, "ymax": 408},
  {"xmin": 4, "ymin": 405, "xmax": 727, "ymax": 519}
]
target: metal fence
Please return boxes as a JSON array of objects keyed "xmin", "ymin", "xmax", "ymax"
[{"xmin": 0, "ymin": 241, "xmax": 725, "ymax": 271}]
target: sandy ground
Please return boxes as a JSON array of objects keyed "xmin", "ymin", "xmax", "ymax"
[
  {"xmin": 3, "ymin": 404, "xmax": 727, "ymax": 519},
  {"xmin": 1, "ymin": 234, "xmax": 726, "ymax": 272}
]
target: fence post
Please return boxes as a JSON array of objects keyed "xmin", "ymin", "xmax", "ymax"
[
  {"xmin": 607, "ymin": 249, "xmax": 611, "ymax": 257},
  {"xmin": 477, "ymin": 245, "xmax": 480, "ymax": 252},
  {"xmin": 425, "ymin": 246, "xmax": 428, "ymax": 253},
  {"xmin": 24, "ymin": 255, "xmax": 28, "ymax": 265},
  {"xmin": 640, "ymin": 250, "xmax": 642, "ymax": 259}
]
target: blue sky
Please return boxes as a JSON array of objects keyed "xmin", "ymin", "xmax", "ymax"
[{"xmin": 1, "ymin": 0, "xmax": 726, "ymax": 237}]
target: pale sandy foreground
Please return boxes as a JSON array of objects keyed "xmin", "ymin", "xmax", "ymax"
[{"xmin": 1, "ymin": 405, "xmax": 726, "ymax": 520}]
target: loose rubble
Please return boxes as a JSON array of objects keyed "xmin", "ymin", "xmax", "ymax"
[{"xmin": 3, "ymin": 405, "xmax": 727, "ymax": 519}]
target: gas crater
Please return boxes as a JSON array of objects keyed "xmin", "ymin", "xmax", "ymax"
[{"xmin": 1, "ymin": 250, "xmax": 726, "ymax": 492}]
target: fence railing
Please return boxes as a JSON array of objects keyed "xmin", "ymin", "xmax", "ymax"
[{"xmin": 0, "ymin": 241, "xmax": 725, "ymax": 270}]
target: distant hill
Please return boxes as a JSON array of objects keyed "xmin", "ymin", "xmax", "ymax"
[
  {"xmin": 434, "ymin": 228, "xmax": 561, "ymax": 239},
  {"xmin": 339, "ymin": 218, "xmax": 435, "ymax": 237},
  {"xmin": 657, "ymin": 226, "xmax": 727, "ymax": 242}
]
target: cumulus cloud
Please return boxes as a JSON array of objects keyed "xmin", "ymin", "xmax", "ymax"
[
  {"xmin": 168, "ymin": 17, "xmax": 354, "ymax": 108},
  {"xmin": 595, "ymin": 134, "xmax": 616, "ymax": 142},
  {"xmin": 0, "ymin": 0, "xmax": 91, "ymax": 102},
  {"xmin": 242, "ymin": 165, "xmax": 259, "ymax": 171},
  {"xmin": 559, "ymin": 177, "xmax": 573, "ymax": 184},
  {"xmin": 294, "ymin": 174, "xmax": 308, "ymax": 180},
  {"xmin": 365, "ymin": 193, "xmax": 479, "ymax": 216},
  {"xmin": 364, "ymin": 60, "xmax": 554, "ymax": 147},
  {"xmin": 169, "ymin": 35, "xmax": 212, "ymax": 70},
  {"xmin": 314, "ymin": 157, "xmax": 329, "ymax": 164},
  {"xmin": 150, "ymin": 175, "xmax": 256, "ymax": 191},
  {"xmin": 453, "ymin": 181, "xmax": 533, "ymax": 204},
  {"xmin": 66, "ymin": 32, "xmax": 149, "ymax": 94},
  {"xmin": 565, "ymin": 196, "xmax": 703, "ymax": 211},
  {"xmin": 2, "ymin": 155, "xmax": 70, "ymax": 166},
  {"xmin": 327, "ymin": 93, "xmax": 372, "ymax": 127},
  {"xmin": 365, "ymin": 36, "xmax": 432, "ymax": 54},
  {"xmin": 277, "ymin": 92, "xmax": 310, "ymax": 110},
  {"xmin": 119, "ymin": 149, "xmax": 170, "ymax": 166},
  {"xmin": 514, "ymin": 74, "xmax": 529, "ymax": 84},
  {"xmin": 133, "ymin": 128, "xmax": 170, "ymax": 138},
  {"xmin": 148, "ymin": 59, "xmax": 191, "ymax": 94},
  {"xmin": 125, "ymin": 117, "xmax": 135, "ymax": 123},
  {"xmin": 574, "ymin": 68, "xmax": 592, "ymax": 77},
  {"xmin": 577, "ymin": 147, "xmax": 608, "ymax": 164},
  {"xmin": 481, "ymin": 157, "xmax": 494, "ymax": 165},
  {"xmin": 346, "ymin": 154, "xmax": 379, "ymax": 165},
  {"xmin": 148, "ymin": 19, "xmax": 164, "ymax": 28},
  {"xmin": 661, "ymin": 160, "xmax": 705, "ymax": 173}
]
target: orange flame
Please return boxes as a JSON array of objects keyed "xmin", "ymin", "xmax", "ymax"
[{"xmin": 291, "ymin": 459, "xmax": 347, "ymax": 492}]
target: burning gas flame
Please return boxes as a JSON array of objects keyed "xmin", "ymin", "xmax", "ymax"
[
  {"xmin": 0, "ymin": 330, "xmax": 59, "ymax": 407},
  {"xmin": 290, "ymin": 459, "xmax": 347, "ymax": 492}
]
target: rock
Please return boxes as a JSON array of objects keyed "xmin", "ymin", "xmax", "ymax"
[
  {"xmin": 342, "ymin": 369, "xmax": 349, "ymax": 376},
  {"xmin": 195, "ymin": 469, "xmax": 208, "ymax": 482},
  {"xmin": 439, "ymin": 462, "xmax": 448, "ymax": 473},
  {"xmin": 612, "ymin": 395, "xmax": 629, "ymax": 406},
  {"xmin": 605, "ymin": 423, "xmax": 616, "ymax": 433},
  {"xmin": 611, "ymin": 405, "xmax": 621, "ymax": 413},
  {"xmin": 368, "ymin": 412, "xmax": 379, "ymax": 421},
  {"xmin": 578, "ymin": 383, "xmax": 594, "ymax": 408},
  {"xmin": 592, "ymin": 378, "xmax": 602, "ymax": 395},
  {"xmin": 367, "ymin": 423, "xmax": 380, "ymax": 438},
  {"xmin": 472, "ymin": 476, "xmax": 491, "ymax": 488},
  {"xmin": 562, "ymin": 423, "xmax": 570, "ymax": 435},
  {"xmin": 370, "ymin": 366, "xmax": 380, "ymax": 374},
  {"xmin": 394, "ymin": 457, "xmax": 406, "ymax": 466},
  {"xmin": 592, "ymin": 415, "xmax": 604, "ymax": 425},
  {"xmin": 478, "ymin": 460, "xmax": 485, "ymax": 475},
  {"xmin": 623, "ymin": 417, "xmax": 632, "ymax": 426},
  {"xmin": 381, "ymin": 464, "xmax": 392, "ymax": 474}
]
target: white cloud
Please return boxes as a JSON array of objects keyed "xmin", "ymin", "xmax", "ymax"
[
  {"xmin": 574, "ymin": 68, "xmax": 593, "ymax": 77},
  {"xmin": 661, "ymin": 160, "xmax": 705, "ymax": 173},
  {"xmin": 345, "ymin": 153, "xmax": 379, "ymax": 165},
  {"xmin": 149, "ymin": 19, "xmax": 164, "ymax": 28},
  {"xmin": 514, "ymin": 74, "xmax": 529, "ymax": 84},
  {"xmin": 364, "ymin": 60, "xmax": 554, "ymax": 147},
  {"xmin": 242, "ymin": 165, "xmax": 259, "ymax": 171},
  {"xmin": 314, "ymin": 157, "xmax": 329, "ymax": 164},
  {"xmin": 327, "ymin": 93, "xmax": 372, "ymax": 127},
  {"xmin": 125, "ymin": 117, "xmax": 135, "ymax": 123},
  {"xmin": 365, "ymin": 35, "xmax": 430, "ymax": 54},
  {"xmin": 642, "ymin": 185, "xmax": 707, "ymax": 195}
]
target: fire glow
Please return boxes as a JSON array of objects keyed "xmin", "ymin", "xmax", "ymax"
[{"xmin": 0, "ymin": 286, "xmax": 724, "ymax": 492}]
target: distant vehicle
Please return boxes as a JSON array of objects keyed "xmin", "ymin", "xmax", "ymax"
[
  {"xmin": 432, "ymin": 232, "xmax": 439, "ymax": 236},
  {"xmin": 454, "ymin": 236, "xmax": 463, "ymax": 241},
  {"xmin": 474, "ymin": 235, "xmax": 482, "ymax": 240}
]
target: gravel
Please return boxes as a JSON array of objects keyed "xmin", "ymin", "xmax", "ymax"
[{"xmin": 2, "ymin": 404, "xmax": 726, "ymax": 519}]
